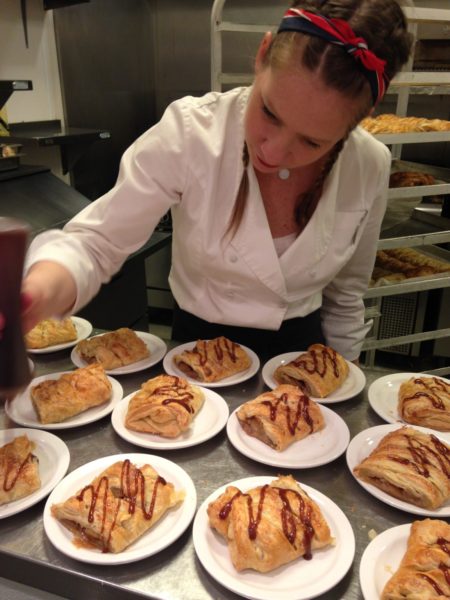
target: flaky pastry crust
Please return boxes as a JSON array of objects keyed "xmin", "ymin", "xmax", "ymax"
[{"xmin": 0, "ymin": 435, "xmax": 40, "ymax": 505}]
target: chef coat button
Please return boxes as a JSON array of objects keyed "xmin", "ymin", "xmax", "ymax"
[{"xmin": 229, "ymin": 254, "xmax": 238, "ymax": 263}]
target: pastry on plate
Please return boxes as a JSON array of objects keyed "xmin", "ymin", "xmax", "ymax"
[
  {"xmin": 51, "ymin": 459, "xmax": 184, "ymax": 553},
  {"xmin": 353, "ymin": 426, "xmax": 450, "ymax": 510},
  {"xmin": 31, "ymin": 363, "xmax": 112, "ymax": 424},
  {"xmin": 0, "ymin": 435, "xmax": 41, "ymax": 505},
  {"xmin": 125, "ymin": 374, "xmax": 205, "ymax": 438},
  {"xmin": 236, "ymin": 384, "xmax": 325, "ymax": 451},
  {"xmin": 207, "ymin": 474, "xmax": 333, "ymax": 572},
  {"xmin": 25, "ymin": 317, "xmax": 77, "ymax": 349},
  {"xmin": 76, "ymin": 327, "xmax": 149, "ymax": 370},
  {"xmin": 173, "ymin": 336, "xmax": 251, "ymax": 382},
  {"xmin": 273, "ymin": 343, "xmax": 349, "ymax": 397},
  {"xmin": 398, "ymin": 376, "xmax": 450, "ymax": 432},
  {"xmin": 381, "ymin": 519, "xmax": 450, "ymax": 599}
]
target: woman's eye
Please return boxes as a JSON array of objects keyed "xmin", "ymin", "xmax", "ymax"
[
  {"xmin": 262, "ymin": 104, "xmax": 277, "ymax": 121},
  {"xmin": 305, "ymin": 139, "xmax": 321, "ymax": 149}
]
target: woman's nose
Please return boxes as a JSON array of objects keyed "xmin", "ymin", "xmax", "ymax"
[{"xmin": 260, "ymin": 132, "xmax": 292, "ymax": 165}]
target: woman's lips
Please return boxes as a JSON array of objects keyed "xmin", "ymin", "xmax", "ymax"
[{"xmin": 256, "ymin": 154, "xmax": 279, "ymax": 169}]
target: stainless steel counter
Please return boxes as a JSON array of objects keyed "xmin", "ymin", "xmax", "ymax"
[{"xmin": 0, "ymin": 343, "xmax": 413, "ymax": 600}]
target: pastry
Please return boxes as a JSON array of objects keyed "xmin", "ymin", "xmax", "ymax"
[
  {"xmin": 0, "ymin": 435, "xmax": 40, "ymax": 505},
  {"xmin": 236, "ymin": 384, "xmax": 325, "ymax": 451},
  {"xmin": 384, "ymin": 248, "xmax": 450, "ymax": 274},
  {"xmin": 381, "ymin": 519, "xmax": 450, "ymax": 599},
  {"xmin": 362, "ymin": 114, "xmax": 450, "ymax": 134},
  {"xmin": 125, "ymin": 374, "xmax": 205, "ymax": 438},
  {"xmin": 51, "ymin": 459, "xmax": 184, "ymax": 553},
  {"xmin": 207, "ymin": 474, "xmax": 333, "ymax": 572},
  {"xmin": 76, "ymin": 327, "xmax": 149, "ymax": 370},
  {"xmin": 25, "ymin": 317, "xmax": 77, "ymax": 349},
  {"xmin": 389, "ymin": 171, "xmax": 435, "ymax": 187},
  {"xmin": 353, "ymin": 426, "xmax": 450, "ymax": 510},
  {"xmin": 31, "ymin": 363, "xmax": 112, "ymax": 424},
  {"xmin": 173, "ymin": 336, "xmax": 251, "ymax": 382},
  {"xmin": 273, "ymin": 343, "xmax": 349, "ymax": 397},
  {"xmin": 398, "ymin": 376, "xmax": 450, "ymax": 432}
]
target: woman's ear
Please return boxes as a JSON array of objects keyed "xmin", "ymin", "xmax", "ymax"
[{"xmin": 255, "ymin": 31, "xmax": 273, "ymax": 73}]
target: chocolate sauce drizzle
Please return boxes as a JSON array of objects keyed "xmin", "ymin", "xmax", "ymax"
[
  {"xmin": 154, "ymin": 376, "xmax": 195, "ymax": 413},
  {"xmin": 218, "ymin": 484, "xmax": 315, "ymax": 560},
  {"xmin": 2, "ymin": 453, "xmax": 32, "ymax": 492},
  {"xmin": 193, "ymin": 338, "xmax": 239, "ymax": 368},
  {"xmin": 387, "ymin": 432, "xmax": 450, "ymax": 479},
  {"xmin": 402, "ymin": 377, "xmax": 450, "ymax": 411},
  {"xmin": 293, "ymin": 346, "xmax": 340, "ymax": 378},
  {"xmin": 76, "ymin": 459, "xmax": 167, "ymax": 552},
  {"xmin": 261, "ymin": 391, "xmax": 314, "ymax": 434}
]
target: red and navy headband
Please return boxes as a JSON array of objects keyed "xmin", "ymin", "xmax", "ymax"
[{"xmin": 278, "ymin": 8, "xmax": 388, "ymax": 105}]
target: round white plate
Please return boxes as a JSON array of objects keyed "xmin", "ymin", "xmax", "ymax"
[
  {"xmin": 0, "ymin": 428, "xmax": 70, "ymax": 519},
  {"xmin": 5, "ymin": 371, "xmax": 123, "ymax": 430},
  {"xmin": 359, "ymin": 523, "xmax": 411, "ymax": 600},
  {"xmin": 43, "ymin": 453, "xmax": 197, "ymax": 565},
  {"xmin": 111, "ymin": 386, "xmax": 229, "ymax": 449},
  {"xmin": 163, "ymin": 341, "xmax": 260, "ymax": 388},
  {"xmin": 368, "ymin": 372, "xmax": 450, "ymax": 430},
  {"xmin": 262, "ymin": 352, "xmax": 365, "ymax": 403},
  {"xmin": 226, "ymin": 405, "xmax": 350, "ymax": 468},
  {"xmin": 27, "ymin": 317, "xmax": 92, "ymax": 354},
  {"xmin": 346, "ymin": 423, "xmax": 450, "ymax": 516},
  {"xmin": 71, "ymin": 331, "xmax": 167, "ymax": 375},
  {"xmin": 193, "ymin": 476, "xmax": 355, "ymax": 600}
]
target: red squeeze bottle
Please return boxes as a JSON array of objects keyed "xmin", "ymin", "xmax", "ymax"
[{"xmin": 0, "ymin": 217, "xmax": 31, "ymax": 399}]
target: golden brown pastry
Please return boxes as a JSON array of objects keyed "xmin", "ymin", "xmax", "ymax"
[
  {"xmin": 236, "ymin": 384, "xmax": 325, "ymax": 451},
  {"xmin": 31, "ymin": 363, "xmax": 112, "ymax": 424},
  {"xmin": 399, "ymin": 376, "xmax": 450, "ymax": 432},
  {"xmin": 125, "ymin": 374, "xmax": 205, "ymax": 438},
  {"xmin": 389, "ymin": 171, "xmax": 436, "ymax": 188},
  {"xmin": 362, "ymin": 114, "xmax": 450, "ymax": 134},
  {"xmin": 25, "ymin": 318, "xmax": 77, "ymax": 349},
  {"xmin": 381, "ymin": 519, "xmax": 450, "ymax": 600},
  {"xmin": 385, "ymin": 248, "xmax": 450, "ymax": 274},
  {"xmin": 0, "ymin": 435, "xmax": 41, "ymax": 505},
  {"xmin": 207, "ymin": 474, "xmax": 333, "ymax": 572},
  {"xmin": 51, "ymin": 459, "xmax": 184, "ymax": 553},
  {"xmin": 173, "ymin": 336, "xmax": 251, "ymax": 382},
  {"xmin": 353, "ymin": 426, "xmax": 450, "ymax": 510},
  {"xmin": 76, "ymin": 327, "xmax": 149, "ymax": 370},
  {"xmin": 273, "ymin": 343, "xmax": 349, "ymax": 397}
]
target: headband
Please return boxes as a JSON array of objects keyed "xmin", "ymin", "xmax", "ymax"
[{"xmin": 278, "ymin": 8, "xmax": 388, "ymax": 105}]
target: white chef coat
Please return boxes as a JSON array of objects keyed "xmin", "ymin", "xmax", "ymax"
[{"xmin": 27, "ymin": 86, "xmax": 391, "ymax": 360}]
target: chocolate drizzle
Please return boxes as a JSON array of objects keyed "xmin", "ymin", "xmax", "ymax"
[
  {"xmin": 294, "ymin": 346, "xmax": 340, "ymax": 379},
  {"xmin": 154, "ymin": 376, "xmax": 195, "ymax": 413},
  {"xmin": 387, "ymin": 431, "xmax": 450, "ymax": 480},
  {"xmin": 403, "ymin": 377, "xmax": 450, "ymax": 411},
  {"xmin": 2, "ymin": 453, "xmax": 32, "ymax": 492},
  {"xmin": 261, "ymin": 391, "xmax": 314, "ymax": 434}
]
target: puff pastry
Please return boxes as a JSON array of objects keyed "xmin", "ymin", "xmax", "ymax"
[
  {"xmin": 173, "ymin": 336, "xmax": 251, "ymax": 382},
  {"xmin": 381, "ymin": 519, "xmax": 450, "ymax": 599},
  {"xmin": 398, "ymin": 376, "xmax": 450, "ymax": 432},
  {"xmin": 236, "ymin": 384, "xmax": 325, "ymax": 451},
  {"xmin": 125, "ymin": 374, "xmax": 205, "ymax": 438},
  {"xmin": 51, "ymin": 459, "xmax": 184, "ymax": 553},
  {"xmin": 273, "ymin": 344, "xmax": 349, "ymax": 397},
  {"xmin": 362, "ymin": 113, "xmax": 450, "ymax": 134},
  {"xmin": 207, "ymin": 474, "xmax": 333, "ymax": 572},
  {"xmin": 389, "ymin": 171, "xmax": 435, "ymax": 188},
  {"xmin": 25, "ymin": 318, "xmax": 77, "ymax": 349},
  {"xmin": 0, "ymin": 435, "xmax": 40, "ymax": 505},
  {"xmin": 76, "ymin": 328, "xmax": 149, "ymax": 370},
  {"xmin": 353, "ymin": 426, "xmax": 450, "ymax": 510},
  {"xmin": 31, "ymin": 363, "xmax": 112, "ymax": 424}
]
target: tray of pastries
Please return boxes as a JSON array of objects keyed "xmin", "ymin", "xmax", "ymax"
[{"xmin": 370, "ymin": 247, "xmax": 450, "ymax": 287}]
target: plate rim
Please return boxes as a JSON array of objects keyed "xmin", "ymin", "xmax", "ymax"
[
  {"xmin": 27, "ymin": 316, "xmax": 93, "ymax": 354},
  {"xmin": 0, "ymin": 427, "xmax": 70, "ymax": 519},
  {"xmin": 5, "ymin": 371, "xmax": 124, "ymax": 430},
  {"xmin": 111, "ymin": 386, "xmax": 230, "ymax": 449},
  {"xmin": 43, "ymin": 452, "xmax": 197, "ymax": 565},
  {"xmin": 163, "ymin": 340, "xmax": 260, "ymax": 388},
  {"xmin": 261, "ymin": 351, "xmax": 366, "ymax": 403},
  {"xmin": 192, "ymin": 475, "xmax": 355, "ymax": 600},
  {"xmin": 226, "ymin": 405, "xmax": 350, "ymax": 468},
  {"xmin": 70, "ymin": 330, "xmax": 167, "ymax": 375}
]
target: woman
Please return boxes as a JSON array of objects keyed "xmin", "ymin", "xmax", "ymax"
[{"xmin": 20, "ymin": 0, "xmax": 412, "ymax": 361}]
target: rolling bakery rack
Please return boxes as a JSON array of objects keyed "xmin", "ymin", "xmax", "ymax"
[{"xmin": 211, "ymin": 0, "xmax": 450, "ymax": 374}]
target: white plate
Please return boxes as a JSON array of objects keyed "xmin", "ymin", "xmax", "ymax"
[
  {"xmin": 359, "ymin": 523, "xmax": 411, "ymax": 600},
  {"xmin": 163, "ymin": 341, "xmax": 260, "ymax": 388},
  {"xmin": 5, "ymin": 371, "xmax": 123, "ymax": 430},
  {"xmin": 111, "ymin": 386, "xmax": 229, "ymax": 449},
  {"xmin": 0, "ymin": 428, "xmax": 70, "ymax": 519},
  {"xmin": 193, "ymin": 476, "xmax": 355, "ymax": 600},
  {"xmin": 43, "ymin": 453, "xmax": 196, "ymax": 565},
  {"xmin": 368, "ymin": 372, "xmax": 450, "ymax": 430},
  {"xmin": 71, "ymin": 331, "xmax": 167, "ymax": 375},
  {"xmin": 27, "ymin": 316, "xmax": 92, "ymax": 354},
  {"xmin": 262, "ymin": 352, "xmax": 366, "ymax": 403},
  {"xmin": 346, "ymin": 423, "xmax": 450, "ymax": 516},
  {"xmin": 226, "ymin": 405, "xmax": 350, "ymax": 468}
]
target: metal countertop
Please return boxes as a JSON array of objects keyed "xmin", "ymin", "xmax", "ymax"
[{"xmin": 0, "ymin": 342, "xmax": 416, "ymax": 600}]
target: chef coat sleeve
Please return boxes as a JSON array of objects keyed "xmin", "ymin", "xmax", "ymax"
[{"xmin": 25, "ymin": 99, "xmax": 189, "ymax": 314}]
